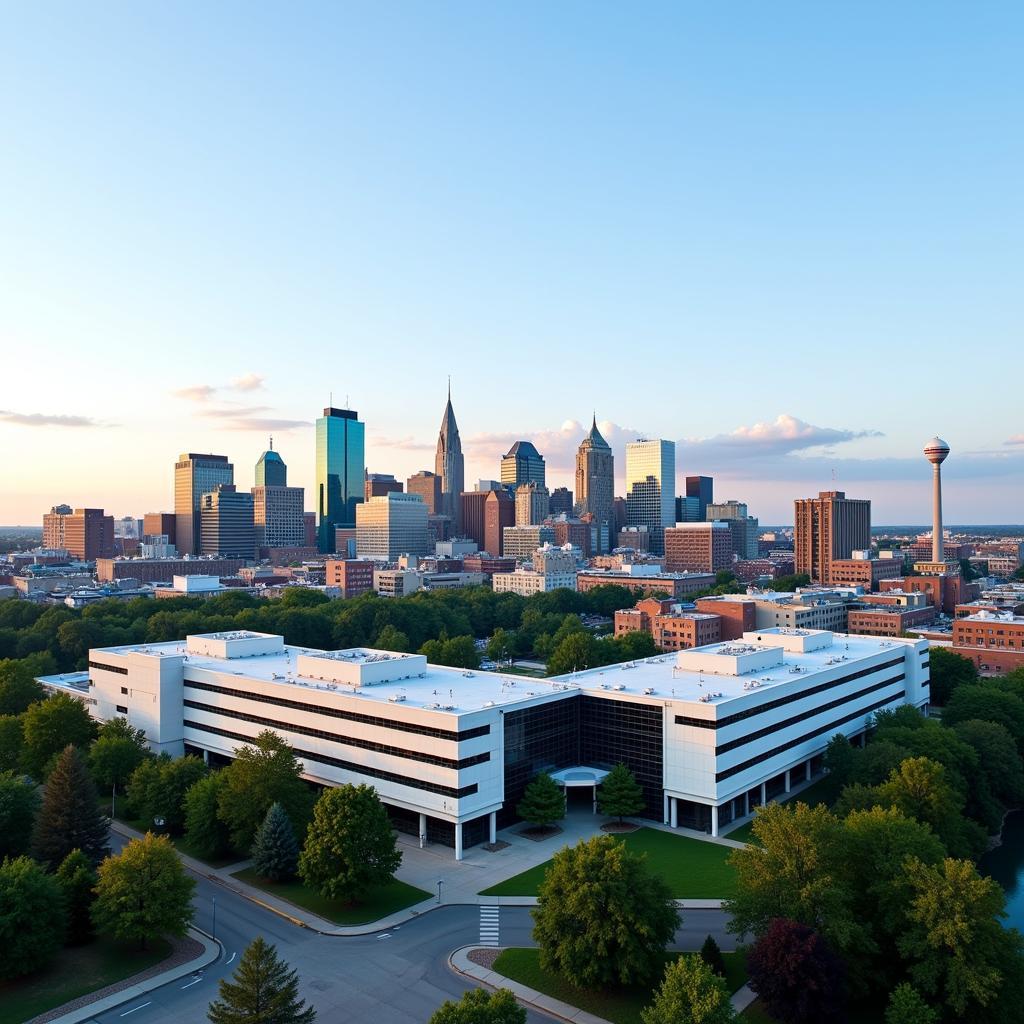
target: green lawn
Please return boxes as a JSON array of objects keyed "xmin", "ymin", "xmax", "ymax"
[
  {"xmin": 172, "ymin": 835, "xmax": 242, "ymax": 869},
  {"xmin": 0, "ymin": 937, "xmax": 170, "ymax": 1024},
  {"xmin": 492, "ymin": 948, "xmax": 746, "ymax": 1024},
  {"xmin": 233, "ymin": 867, "xmax": 431, "ymax": 925},
  {"xmin": 479, "ymin": 827, "xmax": 737, "ymax": 898}
]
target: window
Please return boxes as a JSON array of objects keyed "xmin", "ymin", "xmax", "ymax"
[
  {"xmin": 116, "ymin": 705, "xmax": 128, "ymax": 714},
  {"xmin": 89, "ymin": 660, "xmax": 128, "ymax": 676},
  {"xmin": 121, "ymin": 687, "xmax": 128, "ymax": 695}
]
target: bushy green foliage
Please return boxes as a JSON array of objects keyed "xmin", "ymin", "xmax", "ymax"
[
  {"xmin": 183, "ymin": 771, "xmax": 233, "ymax": 859},
  {"xmin": 89, "ymin": 716, "xmax": 151, "ymax": 792},
  {"xmin": 428, "ymin": 988, "xmax": 526, "ymax": 1024},
  {"xmin": 699, "ymin": 934, "xmax": 727, "ymax": 978},
  {"xmin": 208, "ymin": 937, "xmax": 316, "ymax": 1024},
  {"xmin": 0, "ymin": 768, "xmax": 39, "ymax": 858},
  {"xmin": 0, "ymin": 855, "xmax": 66, "ymax": 979},
  {"xmin": 0, "ymin": 655, "xmax": 48, "ymax": 715},
  {"xmin": 927, "ymin": 647, "xmax": 978, "ymax": 705},
  {"xmin": 31, "ymin": 744, "xmax": 108, "ymax": 868},
  {"xmin": 56, "ymin": 848, "xmax": 98, "ymax": 944},
  {"xmin": 642, "ymin": 954, "xmax": 736, "ymax": 1024},
  {"xmin": 126, "ymin": 753, "xmax": 208, "ymax": 833},
  {"xmin": 21, "ymin": 691, "xmax": 97, "ymax": 777},
  {"xmin": 516, "ymin": 772, "xmax": 565, "ymax": 829},
  {"xmin": 298, "ymin": 783, "xmax": 401, "ymax": 903},
  {"xmin": 885, "ymin": 983, "xmax": 938, "ymax": 1024},
  {"xmin": 0, "ymin": 713, "xmax": 24, "ymax": 772},
  {"xmin": 533, "ymin": 835, "xmax": 679, "ymax": 987},
  {"xmin": 419, "ymin": 634, "xmax": 479, "ymax": 668},
  {"xmin": 598, "ymin": 762, "xmax": 645, "ymax": 823}
]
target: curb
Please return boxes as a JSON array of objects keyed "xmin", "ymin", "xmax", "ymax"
[
  {"xmin": 448, "ymin": 945, "xmax": 613, "ymax": 1024},
  {"xmin": 43, "ymin": 927, "xmax": 221, "ymax": 1024}
]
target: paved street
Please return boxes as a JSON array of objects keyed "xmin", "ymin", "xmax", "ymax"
[{"xmin": 92, "ymin": 834, "xmax": 735, "ymax": 1023}]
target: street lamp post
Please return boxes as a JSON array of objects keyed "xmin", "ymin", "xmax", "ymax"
[
  {"xmin": 436, "ymin": 879, "xmax": 444, "ymax": 904},
  {"xmin": 212, "ymin": 896, "xmax": 217, "ymax": 941}
]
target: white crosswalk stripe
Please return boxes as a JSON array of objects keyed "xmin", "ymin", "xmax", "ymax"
[{"xmin": 479, "ymin": 905, "xmax": 500, "ymax": 946}]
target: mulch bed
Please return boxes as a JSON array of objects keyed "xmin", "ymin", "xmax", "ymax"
[
  {"xmin": 517, "ymin": 825, "xmax": 563, "ymax": 842},
  {"xmin": 482, "ymin": 840, "xmax": 511, "ymax": 852},
  {"xmin": 29, "ymin": 934, "xmax": 204, "ymax": 1024},
  {"xmin": 600, "ymin": 821, "xmax": 640, "ymax": 833},
  {"xmin": 468, "ymin": 948, "xmax": 502, "ymax": 970}
]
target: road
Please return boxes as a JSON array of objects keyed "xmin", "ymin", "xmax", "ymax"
[{"xmin": 95, "ymin": 836, "xmax": 736, "ymax": 1024}]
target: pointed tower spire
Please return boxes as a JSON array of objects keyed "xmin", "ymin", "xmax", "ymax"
[{"xmin": 269, "ymin": 435, "xmax": 274, "ymax": 451}]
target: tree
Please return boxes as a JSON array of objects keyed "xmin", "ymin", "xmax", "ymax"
[
  {"xmin": 428, "ymin": 988, "xmax": 526, "ymax": 1024},
  {"xmin": 419, "ymin": 635, "xmax": 480, "ymax": 669},
  {"xmin": 298, "ymin": 784, "xmax": 401, "ymax": 903},
  {"xmin": 92, "ymin": 833, "xmax": 195, "ymax": 949},
  {"xmin": 218, "ymin": 731, "xmax": 312, "ymax": 851},
  {"xmin": 885, "ymin": 984, "xmax": 938, "ymax": 1024},
  {"xmin": 486, "ymin": 628, "xmax": 515, "ymax": 666},
  {"xmin": 56, "ymin": 848, "xmax": 98, "ymax": 944},
  {"xmin": 641, "ymin": 954, "xmax": 737, "ymax": 1024},
  {"xmin": 532, "ymin": 835, "xmax": 679, "ymax": 987},
  {"xmin": 0, "ymin": 655, "xmax": 47, "ymax": 716},
  {"xmin": 954, "ymin": 718, "xmax": 1024, "ymax": 808},
  {"xmin": 545, "ymin": 631, "xmax": 597, "ymax": 675},
  {"xmin": 516, "ymin": 772, "xmax": 565, "ymax": 830},
  {"xmin": 208, "ymin": 936, "xmax": 316, "ymax": 1024},
  {"xmin": 897, "ymin": 856, "xmax": 1013, "ymax": 1017},
  {"xmin": 184, "ymin": 772, "xmax": 233, "ymax": 860},
  {"xmin": 927, "ymin": 648, "xmax": 978, "ymax": 706},
  {"xmin": 20, "ymin": 691, "xmax": 98, "ymax": 777},
  {"xmin": 89, "ymin": 717, "xmax": 151, "ymax": 795},
  {"xmin": 252, "ymin": 802, "xmax": 300, "ymax": 881},
  {"xmin": 598, "ymin": 762, "xmax": 645, "ymax": 824},
  {"xmin": 374, "ymin": 624, "xmax": 410, "ymax": 652},
  {"xmin": 822, "ymin": 734, "xmax": 858, "ymax": 800},
  {"xmin": 31, "ymin": 744, "xmax": 109, "ymax": 868},
  {"xmin": 747, "ymin": 918, "xmax": 846, "ymax": 1024},
  {"xmin": 0, "ymin": 855, "xmax": 66, "ymax": 979},
  {"xmin": 0, "ymin": 769, "xmax": 38, "ymax": 858},
  {"xmin": 943, "ymin": 685, "xmax": 1024, "ymax": 751},
  {"xmin": 0, "ymin": 713, "xmax": 23, "ymax": 772},
  {"xmin": 700, "ymin": 934, "xmax": 727, "ymax": 978}
]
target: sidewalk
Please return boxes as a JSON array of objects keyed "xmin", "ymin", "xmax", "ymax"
[{"xmin": 43, "ymin": 928, "xmax": 219, "ymax": 1024}]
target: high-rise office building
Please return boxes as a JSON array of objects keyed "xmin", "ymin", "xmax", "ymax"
[
  {"xmin": 514, "ymin": 483, "xmax": 549, "ymax": 526},
  {"xmin": 316, "ymin": 407, "xmax": 365, "ymax": 553},
  {"xmin": 460, "ymin": 491, "xmax": 490, "ymax": 551},
  {"xmin": 406, "ymin": 470, "xmax": 443, "ymax": 515},
  {"xmin": 794, "ymin": 490, "xmax": 871, "ymax": 583},
  {"xmin": 484, "ymin": 488, "xmax": 515, "ymax": 556},
  {"xmin": 435, "ymin": 385, "xmax": 465, "ymax": 534},
  {"xmin": 549, "ymin": 486, "xmax": 573, "ymax": 517},
  {"xmin": 254, "ymin": 439, "xmax": 287, "ymax": 487},
  {"xmin": 42, "ymin": 506, "xmax": 115, "ymax": 559},
  {"xmin": 364, "ymin": 473, "xmax": 403, "ymax": 502},
  {"xmin": 143, "ymin": 513, "xmax": 177, "ymax": 546},
  {"xmin": 707, "ymin": 500, "xmax": 759, "ymax": 560},
  {"xmin": 200, "ymin": 484, "xmax": 255, "ymax": 559},
  {"xmin": 500, "ymin": 441, "xmax": 545, "ymax": 489},
  {"xmin": 355, "ymin": 492, "xmax": 431, "ymax": 561},
  {"xmin": 575, "ymin": 416, "xmax": 614, "ymax": 552},
  {"xmin": 175, "ymin": 453, "xmax": 234, "ymax": 556},
  {"xmin": 625, "ymin": 439, "xmax": 676, "ymax": 555},
  {"xmin": 686, "ymin": 476, "xmax": 714, "ymax": 520}
]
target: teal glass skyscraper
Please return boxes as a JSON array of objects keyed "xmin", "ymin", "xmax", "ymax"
[{"xmin": 316, "ymin": 406, "xmax": 365, "ymax": 552}]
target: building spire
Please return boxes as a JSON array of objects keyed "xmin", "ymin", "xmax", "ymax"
[{"xmin": 269, "ymin": 435, "xmax": 273, "ymax": 451}]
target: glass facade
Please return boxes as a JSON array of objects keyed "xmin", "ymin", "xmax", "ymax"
[
  {"xmin": 174, "ymin": 453, "xmax": 233, "ymax": 555},
  {"xmin": 316, "ymin": 408, "xmax": 365, "ymax": 552},
  {"xmin": 625, "ymin": 440, "xmax": 675, "ymax": 555}
]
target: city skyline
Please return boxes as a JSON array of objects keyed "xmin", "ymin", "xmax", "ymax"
[{"xmin": 2, "ymin": 5, "xmax": 1022, "ymax": 523}]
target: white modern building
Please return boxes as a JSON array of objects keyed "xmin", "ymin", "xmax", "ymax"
[
  {"xmin": 78, "ymin": 626, "xmax": 929, "ymax": 858},
  {"xmin": 356, "ymin": 493, "xmax": 431, "ymax": 561}
]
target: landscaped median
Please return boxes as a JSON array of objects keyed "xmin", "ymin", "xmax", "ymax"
[
  {"xmin": 480, "ymin": 827, "xmax": 738, "ymax": 899},
  {"xmin": 480, "ymin": 947, "xmax": 748, "ymax": 1024},
  {"xmin": 231, "ymin": 867, "xmax": 431, "ymax": 926}
]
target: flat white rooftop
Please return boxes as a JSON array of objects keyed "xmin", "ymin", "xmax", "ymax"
[{"xmin": 90, "ymin": 627, "xmax": 919, "ymax": 716}]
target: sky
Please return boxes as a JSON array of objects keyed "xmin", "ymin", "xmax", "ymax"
[{"xmin": 1, "ymin": 3, "xmax": 1022, "ymax": 526}]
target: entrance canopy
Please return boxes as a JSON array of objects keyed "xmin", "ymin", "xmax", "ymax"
[{"xmin": 549, "ymin": 766, "xmax": 610, "ymax": 788}]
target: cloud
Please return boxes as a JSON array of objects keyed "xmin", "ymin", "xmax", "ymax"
[
  {"xmin": 374, "ymin": 434, "xmax": 436, "ymax": 453},
  {"xmin": 217, "ymin": 417, "xmax": 311, "ymax": 432},
  {"xmin": 201, "ymin": 406, "xmax": 273, "ymax": 418},
  {"xmin": 1006, "ymin": 435, "xmax": 1024, "ymax": 447},
  {"xmin": 231, "ymin": 373, "xmax": 265, "ymax": 392},
  {"xmin": 172, "ymin": 385, "xmax": 217, "ymax": 402},
  {"xmin": 0, "ymin": 410, "xmax": 105, "ymax": 428}
]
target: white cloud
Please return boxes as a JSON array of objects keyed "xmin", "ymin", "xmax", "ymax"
[
  {"xmin": 172, "ymin": 385, "xmax": 217, "ymax": 402},
  {"xmin": 231, "ymin": 372, "xmax": 265, "ymax": 392},
  {"xmin": 0, "ymin": 410, "xmax": 105, "ymax": 427}
]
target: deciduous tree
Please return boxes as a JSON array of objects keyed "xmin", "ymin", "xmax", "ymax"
[
  {"xmin": 184, "ymin": 771, "xmax": 233, "ymax": 860},
  {"xmin": 56, "ymin": 848, "xmax": 98, "ymax": 944},
  {"xmin": 0, "ymin": 768, "xmax": 38, "ymax": 858},
  {"xmin": 20, "ymin": 691, "xmax": 97, "ymax": 777},
  {"xmin": 0, "ymin": 713, "xmax": 23, "ymax": 772},
  {"xmin": 428, "ymin": 988, "xmax": 526, "ymax": 1024},
  {"xmin": 0, "ymin": 855, "xmax": 66, "ymax": 979},
  {"xmin": 641, "ymin": 954, "xmax": 737, "ymax": 1024},
  {"xmin": 89, "ymin": 717, "xmax": 151, "ymax": 794},
  {"xmin": 884, "ymin": 984, "xmax": 938, "ymax": 1024},
  {"xmin": 208, "ymin": 936, "xmax": 316, "ymax": 1024}
]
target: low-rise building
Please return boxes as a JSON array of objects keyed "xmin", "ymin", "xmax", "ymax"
[
  {"xmin": 575, "ymin": 566, "xmax": 716, "ymax": 600},
  {"xmin": 664, "ymin": 523, "xmax": 733, "ymax": 573},
  {"xmin": 828, "ymin": 554, "xmax": 904, "ymax": 591},
  {"xmin": 96, "ymin": 557, "xmax": 247, "ymax": 583},
  {"xmin": 502, "ymin": 525, "xmax": 556, "ymax": 562},
  {"xmin": 952, "ymin": 611, "xmax": 1024, "ymax": 674},
  {"xmin": 373, "ymin": 569, "xmax": 423, "ymax": 598},
  {"xmin": 846, "ymin": 606, "xmax": 937, "ymax": 637},
  {"xmin": 326, "ymin": 559, "xmax": 375, "ymax": 599}
]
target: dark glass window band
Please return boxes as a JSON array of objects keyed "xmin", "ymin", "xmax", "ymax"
[{"xmin": 89, "ymin": 660, "xmax": 128, "ymax": 676}]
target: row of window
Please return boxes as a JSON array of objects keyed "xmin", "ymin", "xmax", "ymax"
[
  {"xmin": 184, "ymin": 679, "xmax": 490, "ymax": 742},
  {"xmin": 183, "ymin": 720, "xmax": 479, "ymax": 799},
  {"xmin": 715, "ymin": 690, "xmax": 905, "ymax": 783},
  {"xmin": 183, "ymin": 699, "xmax": 490, "ymax": 771},
  {"xmin": 675, "ymin": 655, "xmax": 906, "ymax": 731},
  {"xmin": 714, "ymin": 674, "xmax": 904, "ymax": 755},
  {"xmin": 88, "ymin": 659, "xmax": 128, "ymax": 676}
]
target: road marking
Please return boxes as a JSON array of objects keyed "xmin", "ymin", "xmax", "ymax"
[
  {"xmin": 120, "ymin": 1003, "xmax": 152, "ymax": 1016},
  {"xmin": 479, "ymin": 905, "xmax": 500, "ymax": 946},
  {"xmin": 181, "ymin": 977, "xmax": 203, "ymax": 989},
  {"xmin": 377, "ymin": 933, "xmax": 391, "ymax": 940},
  {"xmin": 226, "ymin": 952, "xmax": 236, "ymax": 965}
]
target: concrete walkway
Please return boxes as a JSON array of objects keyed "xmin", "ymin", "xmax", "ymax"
[
  {"xmin": 451, "ymin": 946, "xmax": 755, "ymax": 1021},
  {"xmin": 44, "ymin": 928, "xmax": 220, "ymax": 1024}
]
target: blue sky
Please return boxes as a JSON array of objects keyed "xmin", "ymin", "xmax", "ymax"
[{"xmin": 1, "ymin": 3, "xmax": 1022, "ymax": 524}]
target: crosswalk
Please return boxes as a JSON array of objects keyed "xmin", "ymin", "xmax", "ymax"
[{"xmin": 479, "ymin": 905, "xmax": 500, "ymax": 947}]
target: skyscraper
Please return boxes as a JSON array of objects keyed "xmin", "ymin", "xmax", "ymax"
[
  {"xmin": 252, "ymin": 442, "xmax": 304, "ymax": 550},
  {"xmin": 435, "ymin": 384, "xmax": 465, "ymax": 534},
  {"xmin": 625, "ymin": 439, "xmax": 676, "ymax": 555},
  {"xmin": 200, "ymin": 484, "xmax": 255, "ymax": 559},
  {"xmin": 406, "ymin": 470, "xmax": 443, "ymax": 515},
  {"xmin": 706, "ymin": 500, "xmax": 759, "ymax": 560},
  {"xmin": 500, "ymin": 441, "xmax": 545, "ymax": 489},
  {"xmin": 575, "ymin": 416, "xmax": 614, "ymax": 553},
  {"xmin": 316, "ymin": 406, "xmax": 365, "ymax": 553},
  {"xmin": 514, "ymin": 482, "xmax": 549, "ymax": 526},
  {"xmin": 794, "ymin": 490, "xmax": 871, "ymax": 583},
  {"xmin": 175, "ymin": 453, "xmax": 234, "ymax": 556},
  {"xmin": 685, "ymin": 476, "xmax": 714, "ymax": 520},
  {"xmin": 254, "ymin": 438, "xmax": 287, "ymax": 487}
]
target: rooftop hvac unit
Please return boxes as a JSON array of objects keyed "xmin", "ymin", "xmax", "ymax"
[
  {"xmin": 612, "ymin": 683, "xmax": 625, "ymax": 691},
  {"xmin": 388, "ymin": 694, "xmax": 406, "ymax": 702}
]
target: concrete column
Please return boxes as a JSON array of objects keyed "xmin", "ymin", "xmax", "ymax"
[
  {"xmin": 488, "ymin": 811, "xmax": 496, "ymax": 845},
  {"xmin": 670, "ymin": 797, "xmax": 678, "ymax": 829},
  {"xmin": 806, "ymin": 760, "xmax": 812, "ymax": 781},
  {"xmin": 710, "ymin": 804, "xmax": 719, "ymax": 838},
  {"xmin": 744, "ymin": 790, "xmax": 750, "ymax": 816},
  {"xmin": 418, "ymin": 813, "xmax": 427, "ymax": 849},
  {"xmin": 454, "ymin": 822, "xmax": 463, "ymax": 861},
  {"xmin": 785, "ymin": 769, "xmax": 791, "ymax": 793},
  {"xmin": 202, "ymin": 748, "xmax": 209, "ymax": 766},
  {"xmin": 593, "ymin": 784, "xmax": 598, "ymax": 814},
  {"xmin": 760, "ymin": 782, "xmax": 767, "ymax": 806},
  {"xmin": 663, "ymin": 792, "xmax": 670, "ymax": 824},
  {"xmin": 932, "ymin": 461, "xmax": 944, "ymax": 562}
]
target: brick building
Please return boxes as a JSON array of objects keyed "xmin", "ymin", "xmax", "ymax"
[
  {"xmin": 828, "ymin": 556, "xmax": 904, "ymax": 591},
  {"xmin": 663, "ymin": 523, "xmax": 733, "ymax": 573},
  {"xmin": 326, "ymin": 559, "xmax": 375, "ymax": 599},
  {"xmin": 693, "ymin": 597, "xmax": 757, "ymax": 640},
  {"xmin": 952, "ymin": 612, "xmax": 1024, "ymax": 673}
]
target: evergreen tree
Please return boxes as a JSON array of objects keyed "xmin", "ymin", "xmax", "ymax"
[
  {"xmin": 298, "ymin": 784, "xmax": 401, "ymax": 904},
  {"xmin": 0, "ymin": 855, "xmax": 66, "ymax": 979},
  {"xmin": 700, "ymin": 934, "xmax": 727, "ymax": 978},
  {"xmin": 428, "ymin": 988, "xmax": 526, "ymax": 1024},
  {"xmin": 641, "ymin": 954, "xmax": 737, "ymax": 1024},
  {"xmin": 92, "ymin": 833, "xmax": 195, "ymax": 949},
  {"xmin": 56, "ymin": 848, "xmax": 98, "ymax": 944},
  {"xmin": 598, "ymin": 762, "xmax": 645, "ymax": 824},
  {"xmin": 885, "ymin": 984, "xmax": 938, "ymax": 1024},
  {"xmin": 516, "ymin": 772, "xmax": 565, "ymax": 830},
  {"xmin": 0, "ymin": 769, "xmax": 39, "ymax": 858},
  {"xmin": 31, "ymin": 744, "xmax": 109, "ymax": 868},
  {"xmin": 252, "ymin": 802, "xmax": 300, "ymax": 881},
  {"xmin": 207, "ymin": 936, "xmax": 316, "ymax": 1024}
]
